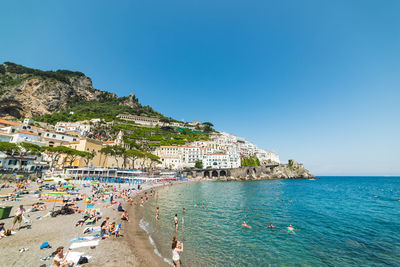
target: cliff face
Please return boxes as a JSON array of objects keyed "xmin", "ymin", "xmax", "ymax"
[
  {"xmin": 0, "ymin": 62, "xmax": 117, "ymax": 119},
  {"xmin": 220, "ymin": 161, "xmax": 314, "ymax": 181}
]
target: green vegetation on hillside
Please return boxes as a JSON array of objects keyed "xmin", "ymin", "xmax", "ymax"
[
  {"xmin": 32, "ymin": 96, "xmax": 164, "ymax": 124},
  {"xmin": 241, "ymin": 155, "xmax": 260, "ymax": 167},
  {"xmin": 112, "ymin": 123, "xmax": 210, "ymax": 151},
  {"xmin": 1, "ymin": 62, "xmax": 84, "ymax": 84}
]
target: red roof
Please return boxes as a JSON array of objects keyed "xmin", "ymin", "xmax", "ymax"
[
  {"xmin": 18, "ymin": 130, "xmax": 38, "ymax": 136},
  {"xmin": 0, "ymin": 119, "xmax": 22, "ymax": 126}
]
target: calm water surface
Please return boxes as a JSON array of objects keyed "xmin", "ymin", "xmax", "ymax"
[{"xmin": 140, "ymin": 177, "xmax": 400, "ymax": 266}]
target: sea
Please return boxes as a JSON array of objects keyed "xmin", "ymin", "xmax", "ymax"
[{"xmin": 139, "ymin": 177, "xmax": 400, "ymax": 266}]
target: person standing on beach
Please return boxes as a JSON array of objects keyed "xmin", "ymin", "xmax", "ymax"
[
  {"xmin": 11, "ymin": 205, "xmax": 25, "ymax": 230},
  {"xmin": 172, "ymin": 236, "xmax": 183, "ymax": 267},
  {"xmin": 174, "ymin": 214, "xmax": 179, "ymax": 231}
]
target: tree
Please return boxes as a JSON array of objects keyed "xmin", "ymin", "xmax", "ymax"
[
  {"xmin": 195, "ymin": 160, "xmax": 203, "ymax": 169},
  {"xmin": 0, "ymin": 142, "xmax": 20, "ymax": 155},
  {"xmin": 99, "ymin": 146, "xmax": 113, "ymax": 167},
  {"xmin": 43, "ymin": 146, "xmax": 70, "ymax": 170},
  {"xmin": 145, "ymin": 152, "xmax": 161, "ymax": 170},
  {"xmin": 61, "ymin": 147, "xmax": 82, "ymax": 167},
  {"xmin": 0, "ymin": 142, "xmax": 20, "ymax": 168},
  {"xmin": 80, "ymin": 151, "xmax": 95, "ymax": 167},
  {"xmin": 110, "ymin": 146, "xmax": 125, "ymax": 168},
  {"xmin": 123, "ymin": 149, "xmax": 144, "ymax": 169},
  {"xmin": 17, "ymin": 142, "xmax": 42, "ymax": 170},
  {"xmin": 203, "ymin": 122, "xmax": 214, "ymax": 127}
]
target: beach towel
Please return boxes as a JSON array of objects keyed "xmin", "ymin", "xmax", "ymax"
[
  {"xmin": 69, "ymin": 240, "xmax": 99, "ymax": 249},
  {"xmin": 65, "ymin": 251, "xmax": 92, "ymax": 264},
  {"xmin": 70, "ymin": 235, "xmax": 100, "ymax": 242}
]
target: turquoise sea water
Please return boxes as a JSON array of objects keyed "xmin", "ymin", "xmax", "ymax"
[{"xmin": 140, "ymin": 177, "xmax": 400, "ymax": 266}]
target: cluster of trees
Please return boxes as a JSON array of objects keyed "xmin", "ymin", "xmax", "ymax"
[
  {"xmin": 195, "ymin": 160, "xmax": 203, "ymax": 169},
  {"xmin": 0, "ymin": 142, "xmax": 94, "ymax": 170},
  {"xmin": 99, "ymin": 145, "xmax": 161, "ymax": 169},
  {"xmin": 241, "ymin": 156, "xmax": 260, "ymax": 167},
  {"xmin": 2, "ymin": 62, "xmax": 84, "ymax": 84}
]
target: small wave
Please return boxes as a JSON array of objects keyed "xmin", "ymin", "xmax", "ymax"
[{"xmin": 139, "ymin": 218, "xmax": 173, "ymax": 266}]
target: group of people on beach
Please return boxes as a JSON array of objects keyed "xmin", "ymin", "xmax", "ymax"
[{"xmin": 0, "ymin": 177, "xmax": 143, "ymax": 266}]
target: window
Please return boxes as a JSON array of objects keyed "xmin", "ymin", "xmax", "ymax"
[
  {"xmin": 53, "ymin": 134, "xmax": 56, "ymax": 138},
  {"xmin": 46, "ymin": 133, "xmax": 49, "ymax": 137},
  {"xmin": 62, "ymin": 136, "xmax": 64, "ymax": 139}
]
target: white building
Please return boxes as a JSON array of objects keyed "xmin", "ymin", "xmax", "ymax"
[
  {"xmin": 10, "ymin": 131, "xmax": 46, "ymax": 146},
  {"xmin": 55, "ymin": 121, "xmax": 91, "ymax": 136},
  {"xmin": 0, "ymin": 154, "xmax": 42, "ymax": 171},
  {"xmin": 117, "ymin": 114, "xmax": 161, "ymax": 127},
  {"xmin": 180, "ymin": 145, "xmax": 201, "ymax": 167},
  {"xmin": 154, "ymin": 146, "xmax": 183, "ymax": 169}
]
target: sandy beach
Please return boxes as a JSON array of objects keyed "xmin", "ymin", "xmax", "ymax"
[{"xmin": 0, "ymin": 179, "xmax": 170, "ymax": 267}]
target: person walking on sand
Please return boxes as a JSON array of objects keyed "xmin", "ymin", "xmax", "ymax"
[
  {"xmin": 11, "ymin": 205, "xmax": 25, "ymax": 230},
  {"xmin": 174, "ymin": 214, "xmax": 179, "ymax": 231},
  {"xmin": 156, "ymin": 207, "xmax": 159, "ymax": 221},
  {"xmin": 172, "ymin": 236, "xmax": 183, "ymax": 267}
]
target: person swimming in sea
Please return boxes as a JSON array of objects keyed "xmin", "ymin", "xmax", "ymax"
[
  {"xmin": 242, "ymin": 221, "xmax": 252, "ymax": 229},
  {"xmin": 268, "ymin": 224, "xmax": 275, "ymax": 229},
  {"xmin": 287, "ymin": 224, "xmax": 298, "ymax": 234}
]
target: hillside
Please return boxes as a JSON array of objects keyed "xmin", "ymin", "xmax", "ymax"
[{"xmin": 0, "ymin": 62, "xmax": 165, "ymax": 121}]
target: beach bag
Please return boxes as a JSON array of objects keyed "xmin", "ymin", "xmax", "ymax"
[
  {"xmin": 40, "ymin": 242, "xmax": 51, "ymax": 249},
  {"xmin": 5, "ymin": 229, "xmax": 11, "ymax": 236},
  {"xmin": 77, "ymin": 256, "xmax": 89, "ymax": 264}
]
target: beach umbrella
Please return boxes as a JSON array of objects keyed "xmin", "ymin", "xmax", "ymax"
[
  {"xmin": 90, "ymin": 181, "xmax": 99, "ymax": 185},
  {"xmin": 46, "ymin": 192, "xmax": 70, "ymax": 211}
]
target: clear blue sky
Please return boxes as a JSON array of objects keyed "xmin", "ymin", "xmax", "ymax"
[{"xmin": 1, "ymin": 0, "xmax": 399, "ymax": 175}]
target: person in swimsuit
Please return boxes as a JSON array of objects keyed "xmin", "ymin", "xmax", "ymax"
[
  {"xmin": 242, "ymin": 221, "xmax": 252, "ymax": 229},
  {"xmin": 156, "ymin": 207, "xmax": 159, "ymax": 221},
  {"xmin": 287, "ymin": 224, "xmax": 298, "ymax": 234},
  {"xmin": 174, "ymin": 214, "xmax": 179, "ymax": 231},
  {"xmin": 52, "ymin": 246, "xmax": 73, "ymax": 267}
]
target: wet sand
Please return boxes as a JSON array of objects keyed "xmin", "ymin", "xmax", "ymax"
[{"xmin": 88, "ymin": 198, "xmax": 169, "ymax": 267}]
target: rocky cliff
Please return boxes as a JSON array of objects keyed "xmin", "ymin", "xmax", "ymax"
[
  {"xmin": 221, "ymin": 160, "xmax": 314, "ymax": 181},
  {"xmin": 0, "ymin": 62, "xmax": 121, "ymax": 119}
]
